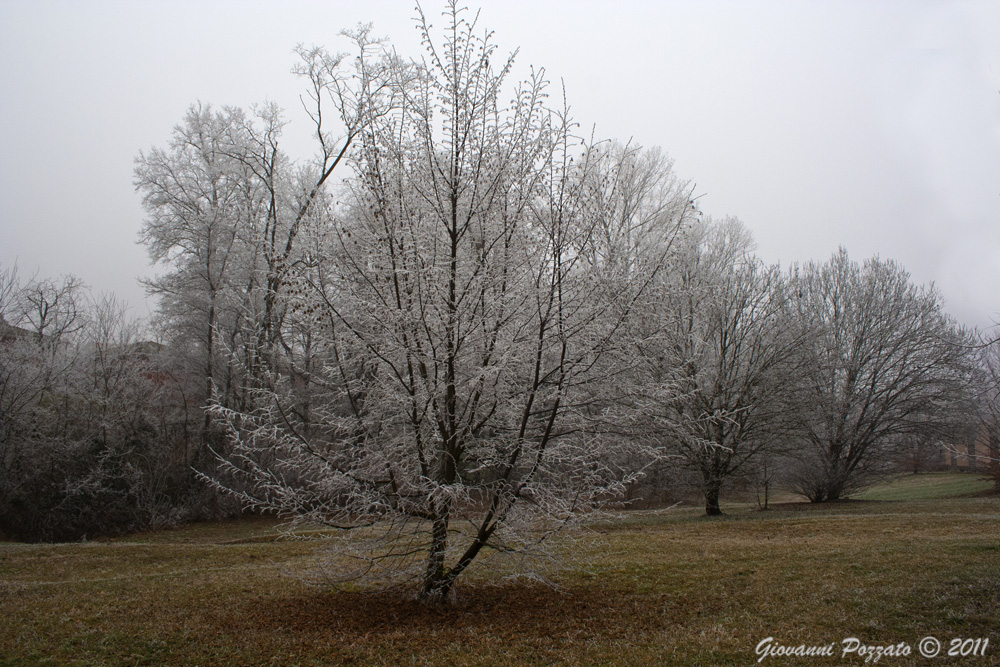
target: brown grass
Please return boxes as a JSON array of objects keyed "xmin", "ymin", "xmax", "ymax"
[{"xmin": 2, "ymin": 494, "xmax": 999, "ymax": 666}]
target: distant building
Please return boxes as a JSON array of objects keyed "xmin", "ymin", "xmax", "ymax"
[{"xmin": 946, "ymin": 423, "xmax": 999, "ymax": 472}]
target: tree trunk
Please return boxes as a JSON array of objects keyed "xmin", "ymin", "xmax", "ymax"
[
  {"xmin": 807, "ymin": 487, "xmax": 827, "ymax": 503},
  {"xmin": 203, "ymin": 298, "xmax": 216, "ymax": 435},
  {"xmin": 825, "ymin": 478, "xmax": 845, "ymax": 501},
  {"xmin": 421, "ymin": 502, "xmax": 451, "ymax": 602},
  {"xmin": 704, "ymin": 482, "xmax": 723, "ymax": 516},
  {"xmin": 757, "ymin": 457, "xmax": 770, "ymax": 510},
  {"xmin": 989, "ymin": 432, "xmax": 1000, "ymax": 493}
]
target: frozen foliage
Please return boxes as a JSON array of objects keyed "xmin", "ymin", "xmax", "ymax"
[
  {"xmin": 123, "ymin": 2, "xmax": 988, "ymax": 598},
  {"xmin": 193, "ymin": 3, "xmax": 692, "ymax": 599},
  {"xmin": 0, "ymin": 268, "xmax": 192, "ymax": 541}
]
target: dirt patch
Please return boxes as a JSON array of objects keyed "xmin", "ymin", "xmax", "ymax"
[{"xmin": 213, "ymin": 582, "xmax": 662, "ymax": 641}]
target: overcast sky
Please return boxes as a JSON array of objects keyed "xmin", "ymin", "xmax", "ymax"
[{"xmin": 1, "ymin": 0, "xmax": 998, "ymax": 329}]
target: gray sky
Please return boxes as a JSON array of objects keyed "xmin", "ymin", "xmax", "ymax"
[{"xmin": 2, "ymin": 0, "xmax": 998, "ymax": 328}]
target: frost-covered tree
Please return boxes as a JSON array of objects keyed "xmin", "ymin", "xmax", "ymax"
[
  {"xmin": 787, "ymin": 248, "xmax": 972, "ymax": 501},
  {"xmin": 208, "ymin": 3, "xmax": 689, "ymax": 600},
  {"xmin": 0, "ymin": 269, "xmax": 185, "ymax": 541},
  {"xmin": 135, "ymin": 26, "xmax": 397, "ymax": 450},
  {"xmin": 640, "ymin": 218, "xmax": 804, "ymax": 515},
  {"xmin": 135, "ymin": 104, "xmax": 266, "ymax": 429}
]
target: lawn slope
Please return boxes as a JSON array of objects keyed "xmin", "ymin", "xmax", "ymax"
[{"xmin": 2, "ymin": 488, "xmax": 998, "ymax": 665}]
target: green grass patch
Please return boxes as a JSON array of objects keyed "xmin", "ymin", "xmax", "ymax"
[
  {"xmin": 2, "ymin": 496, "xmax": 999, "ymax": 666},
  {"xmin": 855, "ymin": 471, "xmax": 995, "ymax": 501}
]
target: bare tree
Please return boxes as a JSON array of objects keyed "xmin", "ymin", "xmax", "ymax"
[
  {"xmin": 0, "ymin": 272, "xmax": 187, "ymax": 540},
  {"xmin": 962, "ymin": 338, "xmax": 1000, "ymax": 490},
  {"xmin": 208, "ymin": 2, "xmax": 687, "ymax": 601},
  {"xmin": 0, "ymin": 270, "xmax": 86, "ymax": 457},
  {"xmin": 640, "ymin": 218, "xmax": 804, "ymax": 515},
  {"xmin": 895, "ymin": 428, "xmax": 947, "ymax": 474},
  {"xmin": 786, "ymin": 248, "xmax": 972, "ymax": 501},
  {"xmin": 135, "ymin": 103, "xmax": 264, "ymax": 431},
  {"xmin": 135, "ymin": 26, "xmax": 398, "ymax": 448}
]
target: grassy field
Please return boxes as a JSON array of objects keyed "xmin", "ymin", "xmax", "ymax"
[
  {"xmin": 2, "ymin": 476, "xmax": 998, "ymax": 666},
  {"xmin": 854, "ymin": 471, "xmax": 995, "ymax": 501}
]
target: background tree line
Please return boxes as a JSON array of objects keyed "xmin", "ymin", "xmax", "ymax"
[
  {"xmin": 1, "ymin": 1, "xmax": 993, "ymax": 599},
  {"xmin": 0, "ymin": 267, "xmax": 212, "ymax": 541}
]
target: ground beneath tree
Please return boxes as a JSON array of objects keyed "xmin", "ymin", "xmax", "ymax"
[{"xmin": 2, "ymin": 487, "xmax": 998, "ymax": 666}]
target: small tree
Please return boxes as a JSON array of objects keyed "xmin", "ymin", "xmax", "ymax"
[{"xmin": 208, "ymin": 2, "xmax": 687, "ymax": 600}]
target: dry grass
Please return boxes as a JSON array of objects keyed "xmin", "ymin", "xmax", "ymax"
[{"xmin": 2, "ymin": 491, "xmax": 999, "ymax": 665}]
